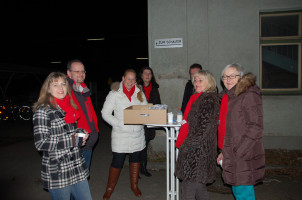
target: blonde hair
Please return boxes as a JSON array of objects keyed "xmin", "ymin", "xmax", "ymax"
[
  {"xmin": 192, "ymin": 70, "xmax": 217, "ymax": 92},
  {"xmin": 33, "ymin": 72, "xmax": 78, "ymax": 112}
]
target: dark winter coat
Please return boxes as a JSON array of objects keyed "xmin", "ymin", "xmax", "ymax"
[
  {"xmin": 67, "ymin": 77, "xmax": 99, "ymax": 151},
  {"xmin": 181, "ymin": 80, "xmax": 194, "ymax": 113},
  {"xmin": 146, "ymin": 83, "xmax": 161, "ymax": 106},
  {"xmin": 142, "ymin": 83, "xmax": 161, "ymax": 141},
  {"xmin": 221, "ymin": 73, "xmax": 265, "ymax": 186},
  {"xmin": 175, "ymin": 92, "xmax": 220, "ymax": 183},
  {"xmin": 33, "ymin": 106, "xmax": 89, "ymax": 189}
]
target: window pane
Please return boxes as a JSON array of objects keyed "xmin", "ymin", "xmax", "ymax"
[
  {"xmin": 261, "ymin": 45, "xmax": 299, "ymax": 89},
  {"xmin": 261, "ymin": 14, "xmax": 299, "ymax": 37}
]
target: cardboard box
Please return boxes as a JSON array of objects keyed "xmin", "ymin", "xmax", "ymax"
[{"xmin": 124, "ymin": 104, "xmax": 167, "ymax": 124}]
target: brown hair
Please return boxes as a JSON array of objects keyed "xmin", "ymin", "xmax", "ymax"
[
  {"xmin": 137, "ymin": 66, "xmax": 159, "ymax": 87},
  {"xmin": 33, "ymin": 72, "xmax": 78, "ymax": 112}
]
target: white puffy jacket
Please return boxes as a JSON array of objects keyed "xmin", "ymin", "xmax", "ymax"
[{"xmin": 101, "ymin": 82, "xmax": 147, "ymax": 153}]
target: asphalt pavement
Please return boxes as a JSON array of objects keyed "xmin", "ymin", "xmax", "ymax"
[{"xmin": 1, "ymin": 119, "xmax": 302, "ymax": 200}]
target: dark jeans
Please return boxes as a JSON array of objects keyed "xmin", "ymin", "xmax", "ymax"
[
  {"xmin": 140, "ymin": 127, "xmax": 155, "ymax": 163},
  {"xmin": 140, "ymin": 140, "xmax": 150, "ymax": 164},
  {"xmin": 82, "ymin": 149, "xmax": 92, "ymax": 170},
  {"xmin": 111, "ymin": 151, "xmax": 141, "ymax": 168}
]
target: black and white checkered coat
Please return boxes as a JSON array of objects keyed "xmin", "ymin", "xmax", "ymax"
[{"xmin": 33, "ymin": 105, "xmax": 89, "ymax": 189}]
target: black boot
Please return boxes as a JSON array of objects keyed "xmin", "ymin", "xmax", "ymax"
[{"xmin": 140, "ymin": 161, "xmax": 152, "ymax": 177}]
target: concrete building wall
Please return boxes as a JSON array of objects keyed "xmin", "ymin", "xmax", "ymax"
[{"xmin": 148, "ymin": 0, "xmax": 302, "ymax": 150}]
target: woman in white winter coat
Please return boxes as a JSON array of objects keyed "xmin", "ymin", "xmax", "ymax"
[{"xmin": 101, "ymin": 69, "xmax": 147, "ymax": 199}]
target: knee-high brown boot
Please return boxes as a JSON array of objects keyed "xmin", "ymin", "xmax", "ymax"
[
  {"xmin": 129, "ymin": 162, "xmax": 142, "ymax": 197},
  {"xmin": 103, "ymin": 166, "xmax": 122, "ymax": 200}
]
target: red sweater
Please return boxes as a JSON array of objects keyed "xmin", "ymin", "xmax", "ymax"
[
  {"xmin": 143, "ymin": 83, "xmax": 152, "ymax": 102},
  {"xmin": 175, "ymin": 92, "xmax": 202, "ymax": 148},
  {"xmin": 218, "ymin": 93, "xmax": 228, "ymax": 149}
]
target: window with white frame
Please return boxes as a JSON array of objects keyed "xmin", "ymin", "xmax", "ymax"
[{"xmin": 260, "ymin": 11, "xmax": 302, "ymax": 94}]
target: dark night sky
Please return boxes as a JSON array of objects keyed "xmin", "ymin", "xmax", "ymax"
[
  {"xmin": 0, "ymin": 0, "xmax": 148, "ymax": 80},
  {"xmin": 0, "ymin": 0, "xmax": 148, "ymax": 103}
]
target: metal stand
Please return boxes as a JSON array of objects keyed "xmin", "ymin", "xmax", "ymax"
[{"xmin": 147, "ymin": 123, "xmax": 181, "ymax": 200}]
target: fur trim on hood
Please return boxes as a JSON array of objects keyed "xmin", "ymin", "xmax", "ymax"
[
  {"xmin": 235, "ymin": 73, "xmax": 256, "ymax": 96},
  {"xmin": 110, "ymin": 81, "xmax": 120, "ymax": 91}
]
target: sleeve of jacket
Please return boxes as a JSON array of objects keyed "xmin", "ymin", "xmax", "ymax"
[
  {"xmin": 235, "ymin": 91, "xmax": 264, "ymax": 159},
  {"xmin": 153, "ymin": 87, "xmax": 161, "ymax": 104},
  {"xmin": 181, "ymin": 81, "xmax": 192, "ymax": 113},
  {"xmin": 33, "ymin": 108, "xmax": 74, "ymax": 151},
  {"xmin": 101, "ymin": 91, "xmax": 119, "ymax": 127},
  {"xmin": 88, "ymin": 97, "xmax": 99, "ymax": 133}
]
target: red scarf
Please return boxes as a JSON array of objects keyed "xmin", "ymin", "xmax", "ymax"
[
  {"xmin": 218, "ymin": 94, "xmax": 228, "ymax": 149},
  {"xmin": 143, "ymin": 83, "xmax": 152, "ymax": 102},
  {"xmin": 70, "ymin": 89, "xmax": 99, "ymax": 133},
  {"xmin": 55, "ymin": 95, "xmax": 80, "ymax": 124},
  {"xmin": 123, "ymin": 83, "xmax": 135, "ymax": 102},
  {"xmin": 175, "ymin": 92, "xmax": 202, "ymax": 148}
]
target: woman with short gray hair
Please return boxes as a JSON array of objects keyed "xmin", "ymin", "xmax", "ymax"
[
  {"xmin": 217, "ymin": 63, "xmax": 265, "ymax": 200},
  {"xmin": 221, "ymin": 63, "xmax": 244, "ymax": 78}
]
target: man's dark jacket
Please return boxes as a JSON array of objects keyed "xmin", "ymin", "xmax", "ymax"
[
  {"xmin": 67, "ymin": 77, "xmax": 99, "ymax": 150},
  {"xmin": 181, "ymin": 80, "xmax": 193, "ymax": 113}
]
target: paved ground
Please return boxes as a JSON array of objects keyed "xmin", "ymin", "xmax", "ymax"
[{"xmin": 1, "ymin": 119, "xmax": 302, "ymax": 200}]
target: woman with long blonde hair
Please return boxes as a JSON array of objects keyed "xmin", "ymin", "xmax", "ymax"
[{"xmin": 33, "ymin": 72, "xmax": 92, "ymax": 200}]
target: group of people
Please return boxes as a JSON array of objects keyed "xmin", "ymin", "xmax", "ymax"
[
  {"xmin": 32, "ymin": 61, "xmax": 162, "ymax": 200},
  {"xmin": 175, "ymin": 63, "xmax": 265, "ymax": 200},
  {"xmin": 32, "ymin": 60, "xmax": 265, "ymax": 200}
]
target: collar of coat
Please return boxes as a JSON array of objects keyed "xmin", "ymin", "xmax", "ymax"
[
  {"xmin": 110, "ymin": 81, "xmax": 144, "ymax": 102},
  {"xmin": 234, "ymin": 72, "xmax": 256, "ymax": 96}
]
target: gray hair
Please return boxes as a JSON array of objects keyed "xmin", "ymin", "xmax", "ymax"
[{"xmin": 221, "ymin": 63, "xmax": 244, "ymax": 78}]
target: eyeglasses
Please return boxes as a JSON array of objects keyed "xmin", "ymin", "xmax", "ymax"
[
  {"xmin": 70, "ymin": 70, "xmax": 86, "ymax": 74},
  {"xmin": 221, "ymin": 74, "xmax": 240, "ymax": 80}
]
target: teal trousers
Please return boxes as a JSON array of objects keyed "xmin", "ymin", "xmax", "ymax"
[{"xmin": 232, "ymin": 185, "xmax": 255, "ymax": 200}]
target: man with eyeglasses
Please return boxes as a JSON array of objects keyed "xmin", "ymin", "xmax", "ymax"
[{"xmin": 67, "ymin": 59, "xmax": 99, "ymax": 171}]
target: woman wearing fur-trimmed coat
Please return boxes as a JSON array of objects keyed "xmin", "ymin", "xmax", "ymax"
[
  {"xmin": 101, "ymin": 69, "xmax": 147, "ymax": 199},
  {"xmin": 175, "ymin": 70, "xmax": 220, "ymax": 200},
  {"xmin": 217, "ymin": 63, "xmax": 265, "ymax": 200}
]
